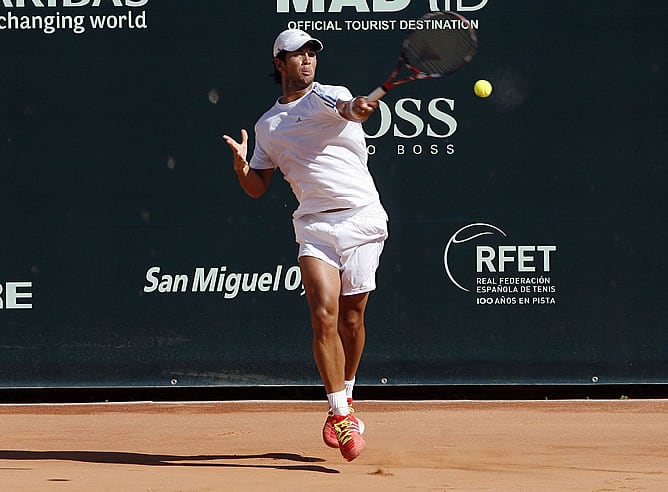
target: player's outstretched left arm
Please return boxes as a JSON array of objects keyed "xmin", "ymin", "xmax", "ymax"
[{"xmin": 222, "ymin": 130, "xmax": 272, "ymax": 199}]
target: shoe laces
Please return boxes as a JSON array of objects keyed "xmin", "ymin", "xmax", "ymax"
[{"xmin": 333, "ymin": 416, "xmax": 356, "ymax": 446}]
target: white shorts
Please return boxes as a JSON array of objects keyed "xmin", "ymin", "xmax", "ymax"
[{"xmin": 293, "ymin": 201, "xmax": 389, "ymax": 296}]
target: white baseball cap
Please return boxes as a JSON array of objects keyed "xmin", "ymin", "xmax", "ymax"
[{"xmin": 272, "ymin": 29, "xmax": 324, "ymax": 58}]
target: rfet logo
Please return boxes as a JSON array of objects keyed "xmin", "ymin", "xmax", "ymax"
[{"xmin": 444, "ymin": 223, "xmax": 557, "ymax": 292}]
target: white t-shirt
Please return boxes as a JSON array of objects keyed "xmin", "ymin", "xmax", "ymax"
[{"xmin": 250, "ymin": 82, "xmax": 380, "ymax": 218}]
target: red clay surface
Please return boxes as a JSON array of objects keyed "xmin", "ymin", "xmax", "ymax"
[{"xmin": 1, "ymin": 400, "xmax": 666, "ymax": 491}]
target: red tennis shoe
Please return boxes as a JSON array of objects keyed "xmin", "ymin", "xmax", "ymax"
[
  {"xmin": 332, "ymin": 413, "xmax": 365, "ymax": 461},
  {"xmin": 322, "ymin": 400, "xmax": 365, "ymax": 449}
]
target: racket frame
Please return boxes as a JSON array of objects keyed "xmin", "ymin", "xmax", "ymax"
[{"xmin": 367, "ymin": 11, "xmax": 476, "ymax": 102}]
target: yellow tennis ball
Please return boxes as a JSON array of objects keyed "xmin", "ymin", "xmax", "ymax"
[{"xmin": 474, "ymin": 79, "xmax": 493, "ymax": 98}]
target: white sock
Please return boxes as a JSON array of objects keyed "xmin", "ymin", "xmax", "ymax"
[
  {"xmin": 327, "ymin": 390, "xmax": 349, "ymax": 416},
  {"xmin": 344, "ymin": 378, "xmax": 355, "ymax": 401}
]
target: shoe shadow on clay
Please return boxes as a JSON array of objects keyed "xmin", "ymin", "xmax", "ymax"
[{"xmin": 0, "ymin": 450, "xmax": 340, "ymax": 474}]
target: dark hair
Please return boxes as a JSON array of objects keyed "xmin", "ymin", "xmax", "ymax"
[{"xmin": 272, "ymin": 51, "xmax": 286, "ymax": 84}]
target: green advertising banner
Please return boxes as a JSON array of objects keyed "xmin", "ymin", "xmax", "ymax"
[{"xmin": 1, "ymin": 0, "xmax": 666, "ymax": 387}]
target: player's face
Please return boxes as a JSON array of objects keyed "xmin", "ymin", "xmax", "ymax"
[{"xmin": 278, "ymin": 44, "xmax": 318, "ymax": 89}]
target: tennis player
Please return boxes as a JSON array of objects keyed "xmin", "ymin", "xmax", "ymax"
[{"xmin": 223, "ymin": 29, "xmax": 387, "ymax": 462}]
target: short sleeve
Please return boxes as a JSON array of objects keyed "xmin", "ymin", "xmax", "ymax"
[
  {"xmin": 311, "ymin": 84, "xmax": 353, "ymax": 120},
  {"xmin": 249, "ymin": 138, "xmax": 275, "ymax": 170}
]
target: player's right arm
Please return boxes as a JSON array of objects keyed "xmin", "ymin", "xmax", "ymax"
[
  {"xmin": 222, "ymin": 129, "xmax": 273, "ymax": 198},
  {"xmin": 336, "ymin": 96, "xmax": 378, "ymax": 122}
]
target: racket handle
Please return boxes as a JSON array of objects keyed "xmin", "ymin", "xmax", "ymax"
[{"xmin": 367, "ymin": 86, "xmax": 387, "ymax": 102}]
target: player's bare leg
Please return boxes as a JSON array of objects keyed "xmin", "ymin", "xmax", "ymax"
[
  {"xmin": 299, "ymin": 256, "xmax": 345, "ymax": 394},
  {"xmin": 338, "ymin": 292, "xmax": 369, "ymax": 382},
  {"xmin": 299, "ymin": 255, "xmax": 366, "ymax": 460}
]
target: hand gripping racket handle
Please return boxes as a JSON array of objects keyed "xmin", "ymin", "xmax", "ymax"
[{"xmin": 367, "ymin": 86, "xmax": 387, "ymax": 102}]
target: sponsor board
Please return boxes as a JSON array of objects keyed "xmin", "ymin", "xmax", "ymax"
[
  {"xmin": 143, "ymin": 265, "xmax": 305, "ymax": 299},
  {"xmin": 0, "ymin": 281, "xmax": 33, "ymax": 309},
  {"xmin": 444, "ymin": 223, "xmax": 558, "ymax": 306}
]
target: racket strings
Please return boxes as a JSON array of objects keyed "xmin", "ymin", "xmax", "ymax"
[{"xmin": 402, "ymin": 13, "xmax": 478, "ymax": 76}]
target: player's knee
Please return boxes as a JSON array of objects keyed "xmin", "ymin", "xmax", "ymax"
[
  {"xmin": 310, "ymin": 305, "xmax": 338, "ymax": 334},
  {"xmin": 338, "ymin": 311, "xmax": 365, "ymax": 335}
]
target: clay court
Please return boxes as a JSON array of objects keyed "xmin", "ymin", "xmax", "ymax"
[{"xmin": 1, "ymin": 399, "xmax": 666, "ymax": 491}]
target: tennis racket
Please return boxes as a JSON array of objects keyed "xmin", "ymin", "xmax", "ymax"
[{"xmin": 367, "ymin": 11, "xmax": 478, "ymax": 101}]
